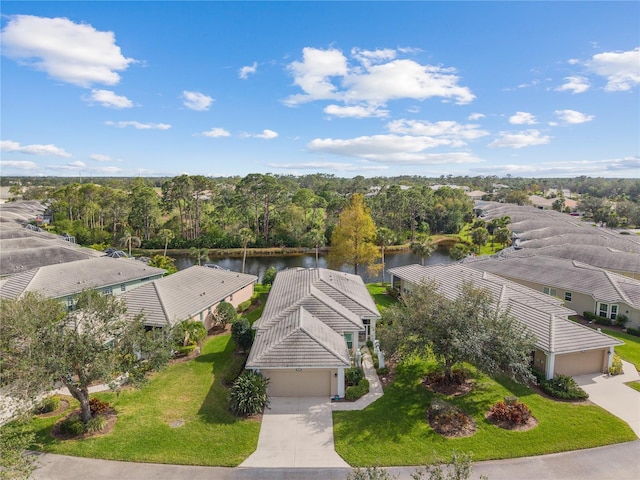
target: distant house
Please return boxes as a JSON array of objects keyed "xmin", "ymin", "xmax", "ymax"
[
  {"xmin": 122, "ymin": 266, "xmax": 257, "ymax": 329},
  {"xmin": 0, "ymin": 257, "xmax": 166, "ymax": 310},
  {"xmin": 247, "ymin": 268, "xmax": 380, "ymax": 398},
  {"xmin": 466, "ymin": 255, "xmax": 640, "ymax": 329},
  {"xmin": 387, "ymin": 263, "xmax": 621, "ymax": 379}
]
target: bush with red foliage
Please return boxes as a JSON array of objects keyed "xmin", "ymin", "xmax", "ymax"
[
  {"xmin": 89, "ymin": 397, "xmax": 111, "ymax": 416},
  {"xmin": 489, "ymin": 399, "xmax": 531, "ymax": 425}
]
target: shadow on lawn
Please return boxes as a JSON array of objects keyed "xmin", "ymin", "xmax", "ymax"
[{"xmin": 195, "ymin": 336, "xmax": 244, "ymax": 425}]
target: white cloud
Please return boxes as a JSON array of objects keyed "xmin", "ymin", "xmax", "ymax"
[
  {"xmin": 0, "ymin": 160, "xmax": 39, "ymax": 170},
  {"xmin": 555, "ymin": 76, "xmax": 590, "ymax": 94},
  {"xmin": 0, "ymin": 140, "xmax": 71, "ymax": 157},
  {"xmin": 473, "ymin": 156, "xmax": 639, "ymax": 177},
  {"xmin": 68, "ymin": 160, "xmax": 87, "ymax": 167},
  {"xmin": 83, "ymin": 89, "xmax": 133, "ymax": 108},
  {"xmin": 284, "ymin": 47, "xmax": 474, "ymax": 113},
  {"xmin": 239, "ymin": 62, "xmax": 258, "ymax": 79},
  {"xmin": 324, "ymin": 104, "xmax": 389, "ymax": 118},
  {"xmin": 586, "ymin": 48, "xmax": 640, "ymax": 91},
  {"xmin": 307, "ymin": 134, "xmax": 482, "ymax": 164},
  {"xmin": 387, "ymin": 119, "xmax": 489, "ymax": 145},
  {"xmin": 254, "ymin": 129, "xmax": 278, "ymax": 140},
  {"xmin": 509, "ymin": 111, "xmax": 537, "ymax": 125},
  {"xmin": 489, "ymin": 130, "xmax": 551, "ymax": 149},
  {"xmin": 182, "ymin": 91, "xmax": 214, "ymax": 111},
  {"xmin": 105, "ymin": 121, "xmax": 171, "ymax": 130},
  {"xmin": 90, "ymin": 153, "xmax": 111, "ymax": 162},
  {"xmin": 0, "ymin": 15, "xmax": 134, "ymax": 87},
  {"xmin": 268, "ymin": 161, "xmax": 388, "ymax": 172},
  {"xmin": 468, "ymin": 113, "xmax": 485, "ymax": 120},
  {"xmin": 201, "ymin": 128, "xmax": 231, "ymax": 138},
  {"xmin": 554, "ymin": 109, "xmax": 594, "ymax": 124}
]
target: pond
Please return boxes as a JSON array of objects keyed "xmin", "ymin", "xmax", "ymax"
[{"xmin": 174, "ymin": 248, "xmax": 455, "ymax": 283}]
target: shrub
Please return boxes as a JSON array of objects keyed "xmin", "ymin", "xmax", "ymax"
[
  {"xmin": 215, "ymin": 302, "xmax": 237, "ymax": 328},
  {"xmin": 626, "ymin": 327, "xmax": 640, "ymax": 337},
  {"xmin": 228, "ymin": 371, "xmax": 270, "ymax": 416},
  {"xmin": 347, "ymin": 467, "xmax": 396, "ymax": 480},
  {"xmin": 345, "ymin": 378, "xmax": 370, "ymax": 401},
  {"xmin": 85, "ymin": 415, "xmax": 108, "ymax": 433},
  {"xmin": 175, "ymin": 344, "xmax": 198, "ymax": 356},
  {"xmin": 262, "ymin": 266, "xmax": 277, "ymax": 286},
  {"xmin": 38, "ymin": 396, "xmax": 60, "ymax": 414},
  {"xmin": 490, "ymin": 400, "xmax": 531, "ymax": 425},
  {"xmin": 59, "ymin": 414, "xmax": 85, "ymax": 436},
  {"xmin": 89, "ymin": 397, "xmax": 111, "ymax": 416},
  {"xmin": 385, "ymin": 286, "xmax": 400, "ymax": 299},
  {"xmin": 616, "ymin": 314, "xmax": 629, "ymax": 328},
  {"xmin": 237, "ymin": 300, "xmax": 252, "ymax": 313},
  {"xmin": 609, "ymin": 353, "xmax": 623, "ymax": 375},
  {"xmin": 377, "ymin": 366, "xmax": 390, "ymax": 376},
  {"xmin": 231, "ymin": 318, "xmax": 253, "ymax": 351},
  {"xmin": 366, "ymin": 339, "xmax": 373, "ymax": 349},
  {"xmin": 172, "ymin": 320, "xmax": 207, "ymax": 349},
  {"xmin": 345, "ymin": 367, "xmax": 364, "ymax": 386},
  {"xmin": 223, "ymin": 354, "xmax": 247, "ymax": 385},
  {"xmin": 583, "ymin": 311, "xmax": 612, "ymax": 326},
  {"xmin": 540, "ymin": 374, "xmax": 589, "ymax": 400},
  {"xmin": 504, "ymin": 395, "xmax": 519, "ymax": 406}
]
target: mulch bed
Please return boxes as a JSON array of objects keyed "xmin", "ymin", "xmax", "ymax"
[
  {"xmin": 427, "ymin": 406, "xmax": 477, "ymax": 438},
  {"xmin": 423, "ymin": 373, "xmax": 474, "ymax": 397},
  {"xmin": 51, "ymin": 408, "xmax": 118, "ymax": 441},
  {"xmin": 485, "ymin": 411, "xmax": 538, "ymax": 431}
]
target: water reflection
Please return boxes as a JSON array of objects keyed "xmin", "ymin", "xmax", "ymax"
[{"xmin": 174, "ymin": 248, "xmax": 455, "ymax": 283}]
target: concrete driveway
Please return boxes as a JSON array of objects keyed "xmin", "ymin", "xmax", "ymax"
[
  {"xmin": 574, "ymin": 359, "xmax": 640, "ymax": 437},
  {"xmin": 239, "ymin": 397, "xmax": 349, "ymax": 468}
]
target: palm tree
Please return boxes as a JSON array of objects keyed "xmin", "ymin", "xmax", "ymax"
[
  {"xmin": 159, "ymin": 229, "xmax": 175, "ymax": 257},
  {"xmin": 377, "ymin": 227, "xmax": 395, "ymax": 284},
  {"xmin": 238, "ymin": 227, "xmax": 255, "ymax": 274},
  {"xmin": 119, "ymin": 232, "xmax": 141, "ymax": 257},
  {"xmin": 410, "ymin": 233, "xmax": 435, "ymax": 266},
  {"xmin": 306, "ymin": 229, "xmax": 326, "ymax": 268},
  {"xmin": 494, "ymin": 226, "xmax": 511, "ymax": 250},
  {"xmin": 189, "ymin": 247, "xmax": 208, "ymax": 266}
]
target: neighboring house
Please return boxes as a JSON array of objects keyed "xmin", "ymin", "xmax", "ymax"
[
  {"xmin": 466, "ymin": 190, "xmax": 487, "ymax": 200},
  {"xmin": 247, "ymin": 268, "xmax": 380, "ymax": 398},
  {"xmin": 122, "ymin": 266, "xmax": 257, "ymax": 329},
  {"xmin": 387, "ymin": 263, "xmax": 622, "ymax": 379},
  {"xmin": 0, "ymin": 257, "xmax": 166, "ymax": 310},
  {"xmin": 466, "ymin": 255, "xmax": 640, "ymax": 329}
]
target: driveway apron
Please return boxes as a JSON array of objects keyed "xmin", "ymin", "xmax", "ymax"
[
  {"xmin": 239, "ymin": 397, "xmax": 350, "ymax": 468},
  {"xmin": 573, "ymin": 359, "xmax": 640, "ymax": 437}
]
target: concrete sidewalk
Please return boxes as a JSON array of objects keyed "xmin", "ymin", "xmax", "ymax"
[
  {"xmin": 239, "ymin": 397, "xmax": 349, "ymax": 468},
  {"xmin": 332, "ymin": 350, "xmax": 383, "ymax": 411},
  {"xmin": 574, "ymin": 359, "xmax": 640, "ymax": 437}
]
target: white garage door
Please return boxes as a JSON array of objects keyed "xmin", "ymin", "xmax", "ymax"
[{"xmin": 265, "ymin": 369, "xmax": 332, "ymax": 397}]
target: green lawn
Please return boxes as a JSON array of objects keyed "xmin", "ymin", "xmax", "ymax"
[
  {"xmin": 333, "ymin": 357, "xmax": 636, "ymax": 467},
  {"xmin": 19, "ymin": 335, "xmax": 260, "ymax": 466},
  {"xmin": 366, "ymin": 283, "xmax": 398, "ymax": 313},
  {"xmin": 602, "ymin": 328, "xmax": 640, "ymax": 371},
  {"xmin": 626, "ymin": 381, "xmax": 640, "ymax": 393},
  {"xmin": 242, "ymin": 283, "xmax": 269, "ymax": 325}
]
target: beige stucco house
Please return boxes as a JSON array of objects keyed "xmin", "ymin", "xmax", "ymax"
[
  {"xmin": 467, "ymin": 254, "xmax": 640, "ymax": 329},
  {"xmin": 387, "ymin": 263, "xmax": 622, "ymax": 379},
  {"xmin": 247, "ymin": 268, "xmax": 380, "ymax": 398},
  {"xmin": 122, "ymin": 265, "xmax": 257, "ymax": 329}
]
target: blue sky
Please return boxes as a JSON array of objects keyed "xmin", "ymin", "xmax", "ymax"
[{"xmin": 1, "ymin": 1, "xmax": 639, "ymax": 178}]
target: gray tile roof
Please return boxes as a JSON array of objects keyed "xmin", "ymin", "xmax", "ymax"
[
  {"xmin": 255, "ymin": 268, "xmax": 379, "ymax": 332},
  {"xmin": 387, "ymin": 263, "xmax": 621, "ymax": 354},
  {"xmin": 467, "ymin": 255, "xmax": 640, "ymax": 309},
  {"xmin": 0, "ymin": 224, "xmax": 103, "ymax": 276},
  {"xmin": 0, "ymin": 257, "xmax": 166, "ymax": 300},
  {"xmin": 122, "ymin": 266, "xmax": 257, "ymax": 327},
  {"xmin": 246, "ymin": 306, "xmax": 350, "ymax": 369}
]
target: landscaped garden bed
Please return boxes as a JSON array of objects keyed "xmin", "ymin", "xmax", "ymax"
[{"xmin": 333, "ymin": 356, "xmax": 636, "ymax": 467}]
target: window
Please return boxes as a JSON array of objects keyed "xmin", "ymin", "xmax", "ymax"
[
  {"xmin": 66, "ymin": 297, "xmax": 75, "ymax": 312},
  {"xmin": 598, "ymin": 303, "xmax": 608, "ymax": 318},
  {"xmin": 543, "ymin": 287, "xmax": 557, "ymax": 297},
  {"xmin": 103, "ymin": 287, "xmax": 113, "ymax": 296},
  {"xmin": 120, "ymin": 283, "xmax": 126, "ymax": 292},
  {"xmin": 611, "ymin": 305, "xmax": 618, "ymax": 321},
  {"xmin": 564, "ymin": 291, "xmax": 572, "ymax": 302},
  {"xmin": 344, "ymin": 333, "xmax": 353, "ymax": 350}
]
